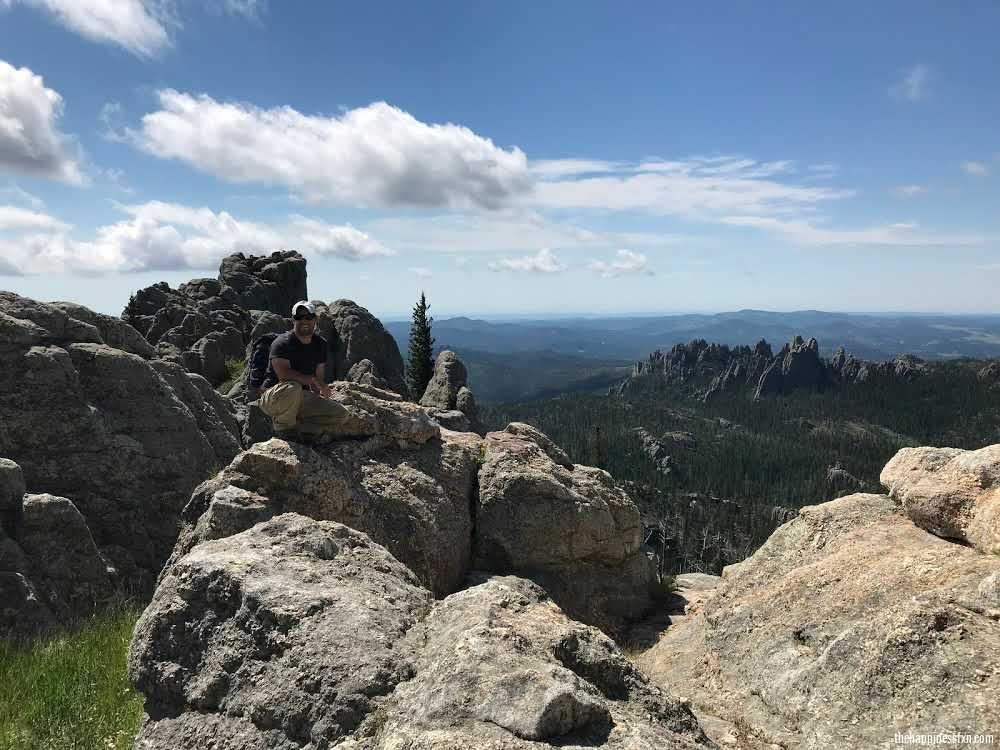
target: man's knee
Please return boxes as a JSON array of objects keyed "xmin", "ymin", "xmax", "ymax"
[{"xmin": 260, "ymin": 382, "xmax": 303, "ymax": 417}]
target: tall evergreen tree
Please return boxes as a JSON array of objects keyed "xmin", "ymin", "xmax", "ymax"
[{"xmin": 407, "ymin": 291, "xmax": 435, "ymax": 399}]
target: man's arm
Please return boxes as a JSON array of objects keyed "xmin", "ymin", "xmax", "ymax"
[
  {"xmin": 314, "ymin": 363, "xmax": 331, "ymax": 397},
  {"xmin": 272, "ymin": 357, "xmax": 317, "ymax": 387}
]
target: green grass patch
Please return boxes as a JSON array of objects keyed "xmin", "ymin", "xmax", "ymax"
[
  {"xmin": 219, "ymin": 357, "xmax": 246, "ymax": 395},
  {"xmin": 0, "ymin": 601, "xmax": 145, "ymax": 750}
]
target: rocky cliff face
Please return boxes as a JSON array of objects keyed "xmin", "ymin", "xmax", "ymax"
[
  {"xmin": 621, "ymin": 336, "xmax": 924, "ymax": 401},
  {"xmin": 0, "ymin": 292, "xmax": 243, "ymax": 633},
  {"xmin": 635, "ymin": 446, "xmax": 1000, "ymax": 749}
]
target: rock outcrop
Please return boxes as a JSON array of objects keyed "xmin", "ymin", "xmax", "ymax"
[
  {"xmin": 419, "ymin": 349, "xmax": 482, "ymax": 432},
  {"xmin": 123, "ymin": 251, "xmax": 305, "ymax": 386},
  {"xmin": 374, "ymin": 575, "xmax": 711, "ymax": 749},
  {"xmin": 166, "ymin": 417, "xmax": 477, "ymax": 597},
  {"xmin": 881, "ymin": 444, "xmax": 1000, "ymax": 555},
  {"xmin": 638, "ymin": 488, "xmax": 1000, "ymax": 748},
  {"xmin": 314, "ymin": 299, "xmax": 407, "ymax": 396},
  {"xmin": 0, "ymin": 292, "xmax": 242, "ymax": 605},
  {"xmin": 129, "ymin": 514, "xmax": 711, "ymax": 749},
  {"xmin": 476, "ymin": 427, "xmax": 657, "ymax": 634}
]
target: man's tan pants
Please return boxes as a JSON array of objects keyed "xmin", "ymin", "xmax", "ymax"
[{"xmin": 258, "ymin": 382, "xmax": 351, "ymax": 435}]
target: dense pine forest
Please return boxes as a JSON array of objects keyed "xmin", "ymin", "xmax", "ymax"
[{"xmin": 482, "ymin": 358, "xmax": 1000, "ymax": 576}]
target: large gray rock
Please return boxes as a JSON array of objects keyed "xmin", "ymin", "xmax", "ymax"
[
  {"xmin": 476, "ymin": 426, "xmax": 657, "ymax": 635},
  {"xmin": 19, "ymin": 493, "xmax": 113, "ymax": 621},
  {"xmin": 419, "ymin": 349, "xmax": 468, "ymax": 408},
  {"xmin": 0, "ymin": 293, "xmax": 242, "ymax": 597},
  {"xmin": 166, "ymin": 417, "xmax": 479, "ymax": 596},
  {"xmin": 420, "ymin": 350, "xmax": 481, "ymax": 432},
  {"xmin": 374, "ymin": 575, "xmax": 712, "ymax": 749},
  {"xmin": 881, "ymin": 444, "xmax": 1000, "ymax": 555},
  {"xmin": 0, "ymin": 458, "xmax": 25, "ymax": 540},
  {"xmin": 638, "ymin": 492, "xmax": 1000, "ymax": 749},
  {"xmin": 129, "ymin": 513, "xmax": 433, "ymax": 749},
  {"xmin": 49, "ymin": 301, "xmax": 154, "ymax": 359},
  {"xmin": 315, "ymin": 299, "xmax": 407, "ymax": 396}
]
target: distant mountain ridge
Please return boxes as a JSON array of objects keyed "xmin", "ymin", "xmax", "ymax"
[
  {"xmin": 621, "ymin": 335, "xmax": 925, "ymax": 401},
  {"xmin": 385, "ymin": 309, "xmax": 1000, "ymax": 364}
]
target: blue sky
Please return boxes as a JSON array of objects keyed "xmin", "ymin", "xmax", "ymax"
[{"xmin": 0, "ymin": 1, "xmax": 998, "ymax": 317}]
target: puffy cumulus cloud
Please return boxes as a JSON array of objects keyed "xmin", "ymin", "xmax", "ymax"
[
  {"xmin": 722, "ymin": 215, "xmax": 985, "ymax": 247},
  {"xmin": 133, "ymin": 91, "xmax": 531, "ymax": 210},
  {"xmin": 587, "ymin": 249, "xmax": 653, "ymax": 278},
  {"xmin": 4, "ymin": 0, "xmax": 173, "ymax": 58},
  {"xmin": 488, "ymin": 248, "xmax": 565, "ymax": 274},
  {"xmin": 0, "ymin": 200, "xmax": 393, "ymax": 276},
  {"xmin": 288, "ymin": 215, "xmax": 393, "ymax": 260},
  {"xmin": 962, "ymin": 161, "xmax": 990, "ymax": 177},
  {"xmin": 890, "ymin": 63, "xmax": 933, "ymax": 102},
  {"xmin": 530, "ymin": 156, "xmax": 851, "ymax": 218},
  {"xmin": 0, "ymin": 60, "xmax": 83, "ymax": 183}
]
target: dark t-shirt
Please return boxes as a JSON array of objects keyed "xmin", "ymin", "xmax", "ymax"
[{"xmin": 261, "ymin": 331, "xmax": 328, "ymax": 390}]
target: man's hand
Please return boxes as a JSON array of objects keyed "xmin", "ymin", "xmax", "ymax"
[{"xmin": 309, "ymin": 378, "xmax": 332, "ymax": 398}]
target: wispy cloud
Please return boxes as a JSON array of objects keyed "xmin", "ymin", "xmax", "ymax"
[
  {"xmin": 529, "ymin": 156, "xmax": 851, "ymax": 218},
  {"xmin": 488, "ymin": 248, "xmax": 565, "ymax": 273},
  {"xmin": 890, "ymin": 63, "xmax": 933, "ymax": 102},
  {"xmin": 0, "ymin": 59, "xmax": 84, "ymax": 184},
  {"xmin": 133, "ymin": 92, "xmax": 530, "ymax": 210},
  {"xmin": 891, "ymin": 184, "xmax": 927, "ymax": 198},
  {"xmin": 587, "ymin": 249, "xmax": 653, "ymax": 278},
  {"xmin": 408, "ymin": 266, "xmax": 433, "ymax": 278},
  {"xmin": 962, "ymin": 161, "xmax": 990, "ymax": 177},
  {"xmin": 722, "ymin": 215, "xmax": 984, "ymax": 247}
]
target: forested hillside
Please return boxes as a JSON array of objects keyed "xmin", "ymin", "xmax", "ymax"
[{"xmin": 483, "ymin": 358, "xmax": 1000, "ymax": 576}]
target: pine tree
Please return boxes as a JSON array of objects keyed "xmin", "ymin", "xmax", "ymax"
[{"xmin": 407, "ymin": 291, "xmax": 435, "ymax": 400}]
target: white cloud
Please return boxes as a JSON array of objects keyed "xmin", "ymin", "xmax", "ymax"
[
  {"xmin": 5, "ymin": 0, "xmax": 173, "ymax": 58},
  {"xmin": 529, "ymin": 156, "xmax": 851, "ymax": 218},
  {"xmin": 0, "ymin": 59, "xmax": 83, "ymax": 183},
  {"xmin": 488, "ymin": 248, "xmax": 565, "ymax": 273},
  {"xmin": 3, "ymin": 1, "xmax": 264, "ymax": 58},
  {"xmin": 133, "ymin": 91, "xmax": 531, "ymax": 210},
  {"xmin": 366, "ymin": 210, "xmax": 677, "ymax": 256},
  {"xmin": 408, "ymin": 266, "xmax": 433, "ymax": 278},
  {"xmin": 962, "ymin": 161, "xmax": 990, "ymax": 177},
  {"xmin": 891, "ymin": 184, "xmax": 927, "ymax": 197},
  {"xmin": 891, "ymin": 63, "xmax": 932, "ymax": 102},
  {"xmin": 0, "ymin": 204, "xmax": 68, "ymax": 231},
  {"xmin": 587, "ymin": 249, "xmax": 653, "ymax": 278},
  {"xmin": 288, "ymin": 215, "xmax": 393, "ymax": 260},
  {"xmin": 529, "ymin": 159, "xmax": 625, "ymax": 179},
  {"xmin": 0, "ymin": 200, "xmax": 393, "ymax": 275},
  {"xmin": 220, "ymin": 0, "xmax": 266, "ymax": 20},
  {"xmin": 722, "ymin": 215, "xmax": 985, "ymax": 247}
]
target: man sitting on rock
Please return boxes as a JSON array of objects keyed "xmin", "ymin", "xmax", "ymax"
[{"xmin": 258, "ymin": 301, "xmax": 350, "ymax": 440}]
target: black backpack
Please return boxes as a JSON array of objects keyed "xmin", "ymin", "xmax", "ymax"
[{"xmin": 245, "ymin": 332, "xmax": 279, "ymax": 398}]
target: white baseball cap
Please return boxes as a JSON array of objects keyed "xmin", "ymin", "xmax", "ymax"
[{"xmin": 291, "ymin": 300, "xmax": 316, "ymax": 317}]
